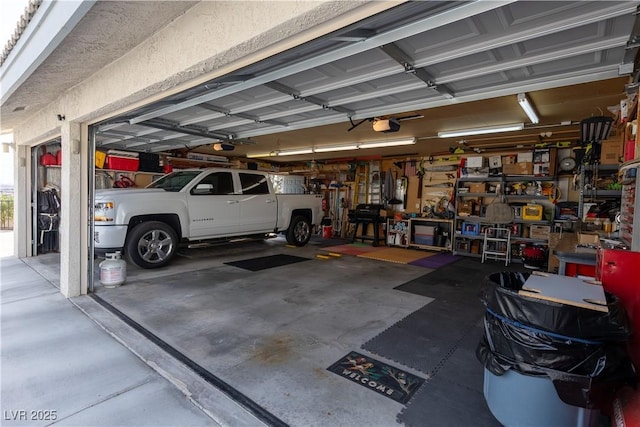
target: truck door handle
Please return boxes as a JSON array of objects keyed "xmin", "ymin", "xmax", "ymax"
[
  {"xmin": 266, "ymin": 199, "xmax": 275, "ymax": 203},
  {"xmin": 227, "ymin": 200, "xmax": 239, "ymax": 204}
]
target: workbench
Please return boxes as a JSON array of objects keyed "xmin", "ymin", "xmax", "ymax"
[{"xmin": 552, "ymin": 233, "xmax": 597, "ymax": 276}]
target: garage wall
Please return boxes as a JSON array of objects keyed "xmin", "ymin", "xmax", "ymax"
[{"xmin": 13, "ymin": 0, "xmax": 399, "ymax": 145}]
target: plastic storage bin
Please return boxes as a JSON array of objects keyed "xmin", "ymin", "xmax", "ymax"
[
  {"xmin": 106, "ymin": 150, "xmax": 139, "ymax": 171},
  {"xmin": 483, "ymin": 368, "xmax": 601, "ymax": 427}
]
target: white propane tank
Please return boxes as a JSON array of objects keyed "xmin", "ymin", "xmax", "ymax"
[{"xmin": 99, "ymin": 251, "xmax": 126, "ymax": 288}]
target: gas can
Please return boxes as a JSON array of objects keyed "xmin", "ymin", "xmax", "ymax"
[{"xmin": 99, "ymin": 251, "xmax": 126, "ymax": 288}]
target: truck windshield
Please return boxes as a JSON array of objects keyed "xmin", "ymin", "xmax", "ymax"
[{"xmin": 147, "ymin": 171, "xmax": 202, "ymax": 192}]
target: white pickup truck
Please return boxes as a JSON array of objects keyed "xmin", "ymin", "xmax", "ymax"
[{"xmin": 94, "ymin": 168, "xmax": 323, "ymax": 268}]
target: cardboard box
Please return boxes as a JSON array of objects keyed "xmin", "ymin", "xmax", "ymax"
[
  {"xmin": 577, "ymin": 232, "xmax": 600, "ymax": 246},
  {"xmin": 457, "ymin": 200, "xmax": 474, "ymax": 216},
  {"xmin": 489, "ymin": 156, "xmax": 502, "ymax": 168},
  {"xmin": 529, "ymin": 224, "xmax": 550, "ymax": 240},
  {"xmin": 467, "ymin": 156, "xmax": 484, "ymax": 168},
  {"xmin": 502, "ymin": 154, "xmax": 517, "ymax": 165},
  {"xmin": 532, "ymin": 148, "xmax": 557, "ymax": 176},
  {"xmin": 547, "ymin": 232, "xmax": 563, "ymax": 273},
  {"xmin": 600, "ymin": 138, "xmax": 623, "ymax": 165},
  {"xmin": 468, "ymin": 182, "xmax": 487, "ymax": 193},
  {"xmin": 503, "ymin": 162, "xmax": 533, "ymax": 175},
  {"xmin": 517, "ymin": 152, "xmax": 533, "ymax": 163}
]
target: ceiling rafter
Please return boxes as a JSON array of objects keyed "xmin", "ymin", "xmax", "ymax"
[
  {"xmin": 263, "ymin": 81, "xmax": 354, "ymax": 116},
  {"xmin": 198, "ymin": 102, "xmax": 288, "ymax": 128},
  {"xmin": 138, "ymin": 118, "xmax": 244, "ymax": 143},
  {"xmin": 379, "ymin": 42, "xmax": 455, "ymax": 99}
]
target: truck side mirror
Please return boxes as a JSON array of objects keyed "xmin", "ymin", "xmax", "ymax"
[{"xmin": 192, "ymin": 183, "xmax": 214, "ymax": 194}]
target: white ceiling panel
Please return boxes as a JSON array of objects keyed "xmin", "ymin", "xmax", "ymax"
[{"xmin": 87, "ymin": 1, "xmax": 640, "ymax": 161}]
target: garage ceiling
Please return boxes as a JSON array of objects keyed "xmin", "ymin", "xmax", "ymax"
[{"xmin": 90, "ymin": 1, "xmax": 640, "ymax": 162}]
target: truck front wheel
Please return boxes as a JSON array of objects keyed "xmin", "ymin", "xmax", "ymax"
[
  {"xmin": 286, "ymin": 215, "xmax": 311, "ymax": 246},
  {"xmin": 125, "ymin": 221, "xmax": 178, "ymax": 269}
]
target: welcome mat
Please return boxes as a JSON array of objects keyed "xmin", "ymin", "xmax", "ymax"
[
  {"xmin": 327, "ymin": 351, "xmax": 425, "ymax": 404},
  {"xmin": 225, "ymin": 254, "xmax": 310, "ymax": 271},
  {"xmin": 357, "ymin": 247, "xmax": 430, "ymax": 264}
]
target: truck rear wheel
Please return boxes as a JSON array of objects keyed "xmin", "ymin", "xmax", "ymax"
[
  {"xmin": 125, "ymin": 221, "xmax": 177, "ymax": 268},
  {"xmin": 286, "ymin": 215, "xmax": 311, "ymax": 246}
]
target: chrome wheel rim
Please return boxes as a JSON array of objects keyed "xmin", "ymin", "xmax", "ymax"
[
  {"xmin": 294, "ymin": 221, "xmax": 310, "ymax": 243},
  {"xmin": 138, "ymin": 229, "xmax": 174, "ymax": 264}
]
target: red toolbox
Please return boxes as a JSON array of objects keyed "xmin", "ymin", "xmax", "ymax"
[
  {"xmin": 106, "ymin": 150, "xmax": 139, "ymax": 171},
  {"xmin": 597, "ymin": 249, "xmax": 640, "ymax": 369}
]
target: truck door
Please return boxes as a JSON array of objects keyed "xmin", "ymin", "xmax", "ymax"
[
  {"xmin": 238, "ymin": 172, "xmax": 277, "ymax": 233},
  {"xmin": 188, "ymin": 171, "xmax": 241, "ymax": 238}
]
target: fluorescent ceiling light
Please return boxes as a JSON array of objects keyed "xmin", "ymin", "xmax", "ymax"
[
  {"xmin": 245, "ymin": 138, "xmax": 415, "ymax": 158},
  {"xmin": 438, "ymin": 123, "xmax": 524, "ymax": 138},
  {"xmin": 277, "ymin": 148, "xmax": 314, "ymax": 156},
  {"xmin": 517, "ymin": 93, "xmax": 539, "ymax": 124},
  {"xmin": 314, "ymin": 144, "xmax": 359, "ymax": 153},
  {"xmin": 359, "ymin": 138, "xmax": 416, "ymax": 149}
]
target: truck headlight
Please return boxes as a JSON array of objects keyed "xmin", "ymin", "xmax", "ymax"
[{"xmin": 95, "ymin": 201, "xmax": 115, "ymax": 222}]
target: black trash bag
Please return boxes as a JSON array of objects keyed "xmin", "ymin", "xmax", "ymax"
[
  {"xmin": 480, "ymin": 310, "xmax": 634, "ymax": 378},
  {"xmin": 477, "ymin": 334, "xmax": 637, "ymax": 409},
  {"xmin": 480, "ymin": 271, "xmax": 632, "ymax": 341},
  {"xmin": 477, "ymin": 271, "xmax": 637, "ymax": 409}
]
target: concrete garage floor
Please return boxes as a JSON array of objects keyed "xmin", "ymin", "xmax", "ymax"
[
  {"xmin": 94, "ymin": 237, "xmax": 435, "ymax": 426},
  {"xmin": 20, "ymin": 236, "xmax": 527, "ymax": 426}
]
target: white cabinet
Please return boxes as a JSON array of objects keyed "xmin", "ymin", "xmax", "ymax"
[{"xmin": 387, "ymin": 217, "xmax": 453, "ymax": 251}]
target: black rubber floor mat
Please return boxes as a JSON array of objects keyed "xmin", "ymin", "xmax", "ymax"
[
  {"xmin": 363, "ymin": 258, "xmax": 527, "ymax": 375},
  {"xmin": 397, "ymin": 321, "xmax": 501, "ymax": 426},
  {"xmin": 363, "ymin": 258, "xmax": 530, "ymax": 424},
  {"xmin": 225, "ymin": 254, "xmax": 311, "ymax": 271},
  {"xmin": 361, "ymin": 296, "xmax": 485, "ymax": 375},
  {"xmin": 394, "ymin": 257, "xmax": 527, "ymax": 299}
]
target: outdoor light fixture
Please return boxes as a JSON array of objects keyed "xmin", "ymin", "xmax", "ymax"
[
  {"xmin": 517, "ymin": 93, "xmax": 539, "ymax": 124},
  {"xmin": 438, "ymin": 123, "xmax": 524, "ymax": 138}
]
